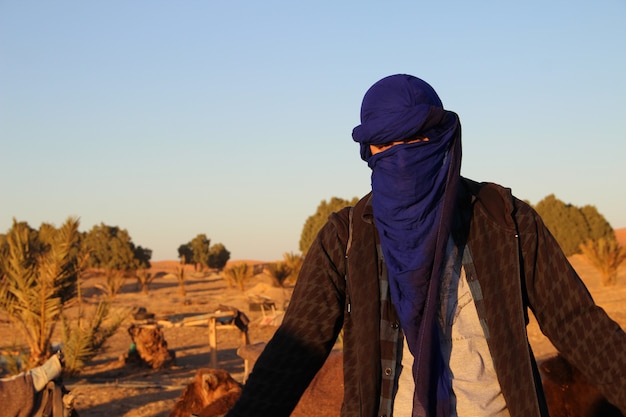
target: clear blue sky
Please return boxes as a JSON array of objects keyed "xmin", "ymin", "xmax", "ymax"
[{"xmin": 2, "ymin": 1, "xmax": 625, "ymax": 262}]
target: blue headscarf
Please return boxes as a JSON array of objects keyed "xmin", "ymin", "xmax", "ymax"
[{"xmin": 352, "ymin": 74, "xmax": 461, "ymax": 417}]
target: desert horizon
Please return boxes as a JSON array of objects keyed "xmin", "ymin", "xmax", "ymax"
[{"xmin": 144, "ymin": 227, "xmax": 626, "ymax": 265}]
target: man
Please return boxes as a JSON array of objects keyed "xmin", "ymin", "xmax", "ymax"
[{"xmin": 226, "ymin": 74, "xmax": 626, "ymax": 416}]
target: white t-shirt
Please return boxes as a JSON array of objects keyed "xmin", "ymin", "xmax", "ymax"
[{"xmin": 392, "ymin": 241, "xmax": 509, "ymax": 416}]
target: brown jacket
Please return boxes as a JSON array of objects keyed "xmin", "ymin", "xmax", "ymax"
[{"xmin": 227, "ymin": 178, "xmax": 626, "ymax": 416}]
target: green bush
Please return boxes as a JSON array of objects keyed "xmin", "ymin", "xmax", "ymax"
[
  {"xmin": 299, "ymin": 197, "xmax": 359, "ymax": 255},
  {"xmin": 534, "ymin": 194, "xmax": 613, "ymax": 256}
]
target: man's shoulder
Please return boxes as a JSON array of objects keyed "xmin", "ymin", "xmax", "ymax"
[
  {"xmin": 461, "ymin": 177, "xmax": 537, "ymax": 229},
  {"xmin": 325, "ymin": 192, "xmax": 374, "ymax": 243},
  {"xmin": 461, "ymin": 177, "xmax": 511, "ymax": 199},
  {"xmin": 329, "ymin": 193, "xmax": 372, "ymax": 221}
]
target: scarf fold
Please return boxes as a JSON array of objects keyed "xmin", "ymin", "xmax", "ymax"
[{"xmin": 352, "ymin": 74, "xmax": 462, "ymax": 417}]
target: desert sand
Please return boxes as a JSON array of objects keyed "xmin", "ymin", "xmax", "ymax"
[{"xmin": 1, "ymin": 233, "xmax": 626, "ymax": 416}]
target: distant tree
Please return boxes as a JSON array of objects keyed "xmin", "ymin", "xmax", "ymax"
[
  {"xmin": 81, "ymin": 224, "xmax": 150, "ymax": 298},
  {"xmin": 132, "ymin": 246, "xmax": 154, "ymax": 294},
  {"xmin": 176, "ymin": 258, "xmax": 186, "ymax": 297},
  {"xmin": 580, "ymin": 237, "xmax": 626, "ymax": 286},
  {"xmin": 189, "ymin": 234, "xmax": 211, "ymax": 271},
  {"xmin": 133, "ymin": 245, "xmax": 152, "ymax": 268},
  {"xmin": 134, "ymin": 268, "xmax": 154, "ymax": 295},
  {"xmin": 534, "ymin": 194, "xmax": 614, "ymax": 256},
  {"xmin": 208, "ymin": 243, "xmax": 230, "ymax": 270},
  {"xmin": 177, "ymin": 244, "xmax": 194, "ymax": 265},
  {"xmin": 299, "ymin": 197, "xmax": 359, "ymax": 255},
  {"xmin": 0, "ymin": 218, "xmax": 82, "ymax": 366}
]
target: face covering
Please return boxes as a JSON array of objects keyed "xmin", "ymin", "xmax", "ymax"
[{"xmin": 353, "ymin": 74, "xmax": 462, "ymax": 417}]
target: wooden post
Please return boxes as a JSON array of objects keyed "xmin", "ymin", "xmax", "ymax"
[
  {"xmin": 208, "ymin": 316, "xmax": 218, "ymax": 368},
  {"xmin": 191, "ymin": 310, "xmax": 250, "ymax": 369}
]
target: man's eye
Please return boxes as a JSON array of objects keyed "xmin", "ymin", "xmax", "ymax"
[{"xmin": 403, "ymin": 137, "xmax": 427, "ymax": 143}]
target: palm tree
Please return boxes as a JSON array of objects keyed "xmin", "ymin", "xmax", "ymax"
[
  {"xmin": 176, "ymin": 260, "xmax": 186, "ymax": 296},
  {"xmin": 61, "ymin": 292, "xmax": 128, "ymax": 376},
  {"xmin": 264, "ymin": 262, "xmax": 292, "ymax": 287},
  {"xmin": 579, "ymin": 237, "xmax": 626, "ymax": 286},
  {"xmin": 135, "ymin": 267, "xmax": 155, "ymax": 295},
  {"xmin": 223, "ymin": 263, "xmax": 253, "ymax": 292},
  {"xmin": 282, "ymin": 252, "xmax": 304, "ymax": 285},
  {"xmin": 0, "ymin": 218, "xmax": 80, "ymax": 366}
]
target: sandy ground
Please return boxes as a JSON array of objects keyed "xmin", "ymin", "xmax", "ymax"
[
  {"xmin": 0, "ymin": 263, "xmax": 285, "ymax": 417},
  {"xmin": 1, "ymin": 253, "xmax": 625, "ymax": 417}
]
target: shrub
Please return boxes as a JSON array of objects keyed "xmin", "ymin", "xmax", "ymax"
[
  {"xmin": 223, "ymin": 263, "xmax": 252, "ymax": 292},
  {"xmin": 264, "ymin": 262, "xmax": 292, "ymax": 287},
  {"xmin": 61, "ymin": 296, "xmax": 129, "ymax": 376},
  {"xmin": 281, "ymin": 252, "xmax": 303, "ymax": 285},
  {"xmin": 134, "ymin": 267, "xmax": 155, "ymax": 295},
  {"xmin": 579, "ymin": 237, "xmax": 626, "ymax": 286},
  {"xmin": 534, "ymin": 195, "xmax": 613, "ymax": 256}
]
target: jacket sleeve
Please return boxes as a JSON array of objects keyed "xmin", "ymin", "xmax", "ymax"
[
  {"xmin": 226, "ymin": 208, "xmax": 350, "ymax": 417},
  {"xmin": 518, "ymin": 201, "xmax": 626, "ymax": 413}
]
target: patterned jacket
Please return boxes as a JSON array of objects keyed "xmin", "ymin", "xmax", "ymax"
[{"xmin": 227, "ymin": 178, "xmax": 626, "ymax": 417}]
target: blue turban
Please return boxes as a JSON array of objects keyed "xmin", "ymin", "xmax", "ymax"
[{"xmin": 353, "ymin": 74, "xmax": 447, "ymax": 161}]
